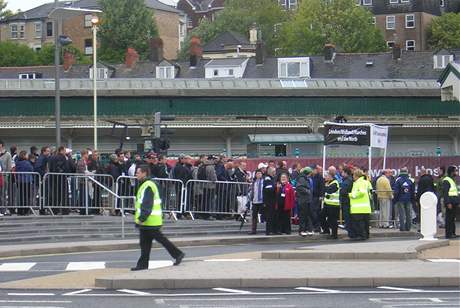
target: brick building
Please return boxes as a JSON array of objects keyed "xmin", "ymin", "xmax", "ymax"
[
  {"xmin": 0, "ymin": 0, "xmax": 184, "ymax": 59},
  {"xmin": 176, "ymin": 0, "xmax": 225, "ymax": 30}
]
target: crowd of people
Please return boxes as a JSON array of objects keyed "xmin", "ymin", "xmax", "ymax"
[{"xmin": 0, "ymin": 140, "xmax": 458, "ymax": 240}]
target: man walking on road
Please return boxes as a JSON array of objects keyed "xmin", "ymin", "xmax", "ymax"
[{"xmin": 131, "ymin": 165, "xmax": 185, "ymax": 271}]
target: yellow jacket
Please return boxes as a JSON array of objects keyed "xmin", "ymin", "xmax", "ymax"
[{"xmin": 376, "ymin": 175, "xmax": 393, "ymax": 199}]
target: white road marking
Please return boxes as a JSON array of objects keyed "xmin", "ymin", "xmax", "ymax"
[
  {"xmin": 212, "ymin": 288, "xmax": 251, "ymax": 294},
  {"xmin": 378, "ymin": 287, "xmax": 424, "ymax": 292},
  {"xmin": 0, "ymin": 263, "xmax": 36, "ymax": 272},
  {"xmin": 7, "ymin": 293, "xmax": 55, "ymax": 296},
  {"xmin": 62, "ymin": 289, "xmax": 92, "ymax": 296},
  {"xmin": 148, "ymin": 260, "xmax": 173, "ymax": 269},
  {"xmin": 117, "ymin": 289, "xmax": 152, "ymax": 296},
  {"xmin": 165, "ymin": 298, "xmax": 284, "ymax": 301},
  {"xmin": 427, "ymin": 259, "xmax": 460, "ymax": 263},
  {"xmin": 295, "ymin": 287, "xmax": 340, "ymax": 293},
  {"xmin": 0, "ymin": 301, "xmax": 71, "ymax": 304},
  {"xmin": 65, "ymin": 262, "xmax": 105, "ymax": 271},
  {"xmin": 0, "ymin": 306, "xmax": 64, "ymax": 308},
  {"xmin": 204, "ymin": 259, "xmax": 251, "ymax": 262}
]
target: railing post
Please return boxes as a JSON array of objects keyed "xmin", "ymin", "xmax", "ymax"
[
  {"xmin": 85, "ymin": 177, "xmax": 89, "ymax": 216},
  {"xmin": 121, "ymin": 197, "xmax": 125, "ymax": 239}
]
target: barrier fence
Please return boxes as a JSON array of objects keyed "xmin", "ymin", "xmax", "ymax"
[
  {"xmin": 183, "ymin": 180, "xmax": 251, "ymax": 217},
  {"xmin": 0, "ymin": 172, "xmax": 41, "ymax": 215}
]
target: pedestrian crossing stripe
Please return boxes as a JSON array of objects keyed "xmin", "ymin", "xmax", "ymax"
[
  {"xmin": 427, "ymin": 259, "xmax": 460, "ymax": 263},
  {"xmin": 0, "ymin": 263, "xmax": 36, "ymax": 271},
  {"xmin": 65, "ymin": 262, "xmax": 106, "ymax": 271},
  {"xmin": 148, "ymin": 260, "xmax": 173, "ymax": 269}
]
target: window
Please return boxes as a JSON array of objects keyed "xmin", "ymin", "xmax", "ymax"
[
  {"xmin": 289, "ymin": 0, "xmax": 297, "ymax": 9},
  {"xmin": 156, "ymin": 66, "xmax": 175, "ymax": 79},
  {"xmin": 18, "ymin": 73, "xmax": 42, "ymax": 79},
  {"xmin": 228, "ymin": 69, "xmax": 234, "ymax": 76},
  {"xmin": 10, "ymin": 23, "xmax": 25, "ymax": 39},
  {"xmin": 89, "ymin": 67, "xmax": 108, "ymax": 80},
  {"xmin": 279, "ymin": 0, "xmax": 287, "ymax": 9},
  {"xmin": 386, "ymin": 16, "xmax": 395, "ymax": 30},
  {"xmin": 187, "ymin": 17, "xmax": 193, "ymax": 28},
  {"xmin": 440, "ymin": 0, "xmax": 445, "ymax": 7},
  {"xmin": 213, "ymin": 69, "xmax": 219, "ymax": 77},
  {"xmin": 84, "ymin": 39, "xmax": 93, "ymax": 55},
  {"xmin": 405, "ymin": 14, "xmax": 415, "ymax": 28},
  {"xmin": 278, "ymin": 57, "xmax": 310, "ymax": 78},
  {"xmin": 372, "ymin": 17, "xmax": 376, "ymax": 24},
  {"xmin": 34, "ymin": 22, "xmax": 42, "ymax": 38},
  {"xmin": 389, "ymin": 0, "xmax": 398, "ymax": 3},
  {"xmin": 84, "ymin": 14, "xmax": 93, "ymax": 28},
  {"xmin": 433, "ymin": 55, "xmax": 454, "ymax": 69},
  {"xmin": 406, "ymin": 40, "xmax": 415, "ymax": 51},
  {"xmin": 387, "ymin": 41, "xmax": 395, "ymax": 48},
  {"xmin": 401, "ymin": 0, "xmax": 409, "ymax": 2},
  {"xmin": 46, "ymin": 22, "xmax": 53, "ymax": 37},
  {"xmin": 362, "ymin": 0, "xmax": 372, "ymax": 5}
]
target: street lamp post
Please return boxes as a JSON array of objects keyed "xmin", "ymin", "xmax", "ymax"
[{"xmin": 91, "ymin": 16, "xmax": 100, "ymax": 151}]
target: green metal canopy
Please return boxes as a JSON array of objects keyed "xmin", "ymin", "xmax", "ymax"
[{"xmin": 248, "ymin": 134, "xmax": 324, "ymax": 144}]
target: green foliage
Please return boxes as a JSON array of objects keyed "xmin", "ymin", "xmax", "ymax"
[
  {"xmin": 178, "ymin": 0, "xmax": 287, "ymax": 59},
  {"xmin": 278, "ymin": 0, "xmax": 387, "ymax": 55},
  {"xmin": 427, "ymin": 13, "xmax": 460, "ymax": 50},
  {"xmin": 0, "ymin": 42, "xmax": 91, "ymax": 66},
  {"xmin": 0, "ymin": 41, "xmax": 38, "ymax": 66},
  {"xmin": 98, "ymin": 0, "xmax": 159, "ymax": 63}
]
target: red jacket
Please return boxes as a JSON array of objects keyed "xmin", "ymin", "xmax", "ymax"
[{"xmin": 276, "ymin": 182, "xmax": 296, "ymax": 211}]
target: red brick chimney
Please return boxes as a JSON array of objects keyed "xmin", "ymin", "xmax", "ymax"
[
  {"xmin": 149, "ymin": 38, "xmax": 164, "ymax": 62},
  {"xmin": 125, "ymin": 48, "xmax": 139, "ymax": 69},
  {"xmin": 189, "ymin": 36, "xmax": 202, "ymax": 67},
  {"xmin": 63, "ymin": 51, "xmax": 76, "ymax": 71}
]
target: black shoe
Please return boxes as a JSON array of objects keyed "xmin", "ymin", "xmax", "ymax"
[
  {"xmin": 320, "ymin": 231, "xmax": 330, "ymax": 235},
  {"xmin": 328, "ymin": 235, "xmax": 338, "ymax": 240},
  {"xmin": 174, "ymin": 253, "xmax": 185, "ymax": 266},
  {"xmin": 130, "ymin": 267, "xmax": 147, "ymax": 271}
]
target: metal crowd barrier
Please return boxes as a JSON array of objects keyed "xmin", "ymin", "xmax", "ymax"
[
  {"xmin": 42, "ymin": 173, "xmax": 115, "ymax": 215},
  {"xmin": 183, "ymin": 180, "xmax": 251, "ymax": 218},
  {"xmin": 0, "ymin": 172, "xmax": 41, "ymax": 215},
  {"xmin": 116, "ymin": 176, "xmax": 185, "ymax": 220}
]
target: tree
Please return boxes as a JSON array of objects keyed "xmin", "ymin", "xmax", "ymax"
[
  {"xmin": 427, "ymin": 13, "xmax": 460, "ymax": 50},
  {"xmin": 0, "ymin": 42, "xmax": 38, "ymax": 66},
  {"xmin": 98, "ymin": 0, "xmax": 159, "ymax": 63},
  {"xmin": 0, "ymin": 0, "xmax": 14, "ymax": 20},
  {"xmin": 278, "ymin": 0, "xmax": 386, "ymax": 56},
  {"xmin": 178, "ymin": 0, "xmax": 287, "ymax": 59}
]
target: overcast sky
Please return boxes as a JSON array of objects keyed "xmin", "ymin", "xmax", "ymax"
[{"xmin": 6, "ymin": 0, "xmax": 178, "ymax": 12}]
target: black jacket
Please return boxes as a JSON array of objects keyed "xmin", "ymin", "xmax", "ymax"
[
  {"xmin": 312, "ymin": 173, "xmax": 325, "ymax": 198},
  {"xmin": 48, "ymin": 154, "xmax": 69, "ymax": 173},
  {"xmin": 339, "ymin": 176, "xmax": 353, "ymax": 206},
  {"xmin": 443, "ymin": 177, "xmax": 460, "ymax": 206},
  {"xmin": 263, "ymin": 175, "xmax": 276, "ymax": 207},
  {"xmin": 172, "ymin": 163, "xmax": 193, "ymax": 184},
  {"xmin": 416, "ymin": 174, "xmax": 435, "ymax": 202},
  {"xmin": 296, "ymin": 175, "xmax": 312, "ymax": 205}
]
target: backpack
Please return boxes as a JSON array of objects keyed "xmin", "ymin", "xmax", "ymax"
[{"xmin": 197, "ymin": 165, "xmax": 207, "ymax": 181}]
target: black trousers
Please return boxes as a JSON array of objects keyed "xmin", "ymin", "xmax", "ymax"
[
  {"xmin": 277, "ymin": 208, "xmax": 291, "ymax": 234},
  {"xmin": 311, "ymin": 197, "xmax": 322, "ymax": 231},
  {"xmin": 445, "ymin": 204, "xmax": 458, "ymax": 238},
  {"xmin": 298, "ymin": 201, "xmax": 314, "ymax": 233},
  {"xmin": 251, "ymin": 203, "xmax": 265, "ymax": 233},
  {"xmin": 321, "ymin": 206, "xmax": 340, "ymax": 236},
  {"xmin": 136, "ymin": 227, "xmax": 183, "ymax": 269},
  {"xmin": 265, "ymin": 204, "xmax": 278, "ymax": 235},
  {"xmin": 350, "ymin": 214, "xmax": 369, "ymax": 240}
]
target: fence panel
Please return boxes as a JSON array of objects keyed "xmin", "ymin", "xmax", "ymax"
[
  {"xmin": 42, "ymin": 173, "xmax": 115, "ymax": 214},
  {"xmin": 0, "ymin": 172, "xmax": 41, "ymax": 214},
  {"xmin": 184, "ymin": 180, "xmax": 251, "ymax": 215},
  {"xmin": 116, "ymin": 176, "xmax": 184, "ymax": 214}
]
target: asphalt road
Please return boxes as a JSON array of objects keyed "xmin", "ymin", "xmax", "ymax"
[{"xmin": 0, "ymin": 287, "xmax": 458, "ymax": 308}]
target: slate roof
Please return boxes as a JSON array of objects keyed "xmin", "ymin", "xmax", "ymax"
[
  {"xmin": 2, "ymin": 0, "xmax": 179, "ymax": 22},
  {"xmin": 363, "ymin": 0, "xmax": 443, "ymax": 15},
  {"xmin": 0, "ymin": 51, "xmax": 458, "ymax": 80},
  {"xmin": 203, "ymin": 31, "xmax": 253, "ymax": 53},
  {"xmin": 188, "ymin": 0, "xmax": 222, "ymax": 11}
]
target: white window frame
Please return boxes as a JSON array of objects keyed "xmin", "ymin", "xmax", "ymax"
[
  {"xmin": 89, "ymin": 67, "xmax": 109, "ymax": 80},
  {"xmin": 46, "ymin": 21, "xmax": 53, "ymax": 37},
  {"xmin": 213, "ymin": 69, "xmax": 219, "ymax": 77},
  {"xmin": 10, "ymin": 23, "xmax": 18, "ymax": 39},
  {"xmin": 363, "ymin": 0, "xmax": 372, "ymax": 5},
  {"xmin": 386, "ymin": 16, "xmax": 395, "ymax": 30},
  {"xmin": 387, "ymin": 41, "xmax": 395, "ymax": 48},
  {"xmin": 10, "ymin": 23, "xmax": 24, "ymax": 39},
  {"xmin": 405, "ymin": 40, "xmax": 415, "ymax": 51},
  {"xmin": 84, "ymin": 39, "xmax": 93, "ymax": 55},
  {"xmin": 405, "ymin": 14, "xmax": 415, "ymax": 28},
  {"xmin": 372, "ymin": 16, "xmax": 376, "ymax": 24},
  {"xmin": 433, "ymin": 55, "xmax": 454, "ymax": 69},
  {"xmin": 389, "ymin": 0, "xmax": 398, "ymax": 3},
  {"xmin": 18, "ymin": 73, "xmax": 41, "ymax": 79},
  {"xmin": 289, "ymin": 0, "xmax": 297, "ymax": 9},
  {"xmin": 440, "ymin": 0, "xmax": 445, "ymax": 7},
  {"xmin": 277, "ymin": 57, "xmax": 310, "ymax": 79},
  {"xmin": 228, "ymin": 69, "xmax": 234, "ymax": 76},
  {"xmin": 279, "ymin": 0, "xmax": 287, "ymax": 9},
  {"xmin": 401, "ymin": 0, "xmax": 409, "ymax": 3},
  {"xmin": 156, "ymin": 66, "xmax": 175, "ymax": 79},
  {"xmin": 34, "ymin": 22, "xmax": 42, "ymax": 38},
  {"xmin": 84, "ymin": 14, "xmax": 93, "ymax": 28}
]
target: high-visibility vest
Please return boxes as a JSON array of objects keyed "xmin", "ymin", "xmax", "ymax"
[
  {"xmin": 135, "ymin": 180, "xmax": 163, "ymax": 226},
  {"xmin": 443, "ymin": 177, "xmax": 459, "ymax": 197},
  {"xmin": 324, "ymin": 179, "xmax": 340, "ymax": 207},
  {"xmin": 349, "ymin": 177, "xmax": 371, "ymax": 214}
]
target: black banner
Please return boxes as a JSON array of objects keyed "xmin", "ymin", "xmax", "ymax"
[{"xmin": 324, "ymin": 124, "xmax": 371, "ymax": 146}]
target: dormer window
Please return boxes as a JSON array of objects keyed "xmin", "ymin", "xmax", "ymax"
[
  {"xmin": 278, "ymin": 57, "xmax": 310, "ymax": 79},
  {"xmin": 19, "ymin": 73, "xmax": 42, "ymax": 79},
  {"xmin": 204, "ymin": 58, "xmax": 249, "ymax": 79},
  {"xmin": 89, "ymin": 67, "xmax": 108, "ymax": 80},
  {"xmin": 156, "ymin": 66, "xmax": 175, "ymax": 79},
  {"xmin": 434, "ymin": 54, "xmax": 454, "ymax": 69}
]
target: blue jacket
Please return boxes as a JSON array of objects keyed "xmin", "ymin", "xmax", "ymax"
[
  {"xmin": 393, "ymin": 174, "xmax": 415, "ymax": 203},
  {"xmin": 15, "ymin": 159, "xmax": 34, "ymax": 183}
]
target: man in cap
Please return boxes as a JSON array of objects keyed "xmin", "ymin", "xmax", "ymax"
[{"xmin": 393, "ymin": 167, "xmax": 415, "ymax": 231}]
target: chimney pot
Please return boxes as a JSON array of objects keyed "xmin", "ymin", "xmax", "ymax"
[
  {"xmin": 324, "ymin": 44, "xmax": 336, "ymax": 63},
  {"xmin": 189, "ymin": 36, "xmax": 202, "ymax": 68},
  {"xmin": 255, "ymin": 42, "xmax": 264, "ymax": 65},
  {"xmin": 392, "ymin": 45, "xmax": 402, "ymax": 60}
]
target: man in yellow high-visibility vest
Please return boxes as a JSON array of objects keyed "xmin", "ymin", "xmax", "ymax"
[
  {"xmin": 442, "ymin": 166, "xmax": 459, "ymax": 239},
  {"xmin": 131, "ymin": 165, "xmax": 185, "ymax": 271},
  {"xmin": 349, "ymin": 169, "xmax": 372, "ymax": 241}
]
